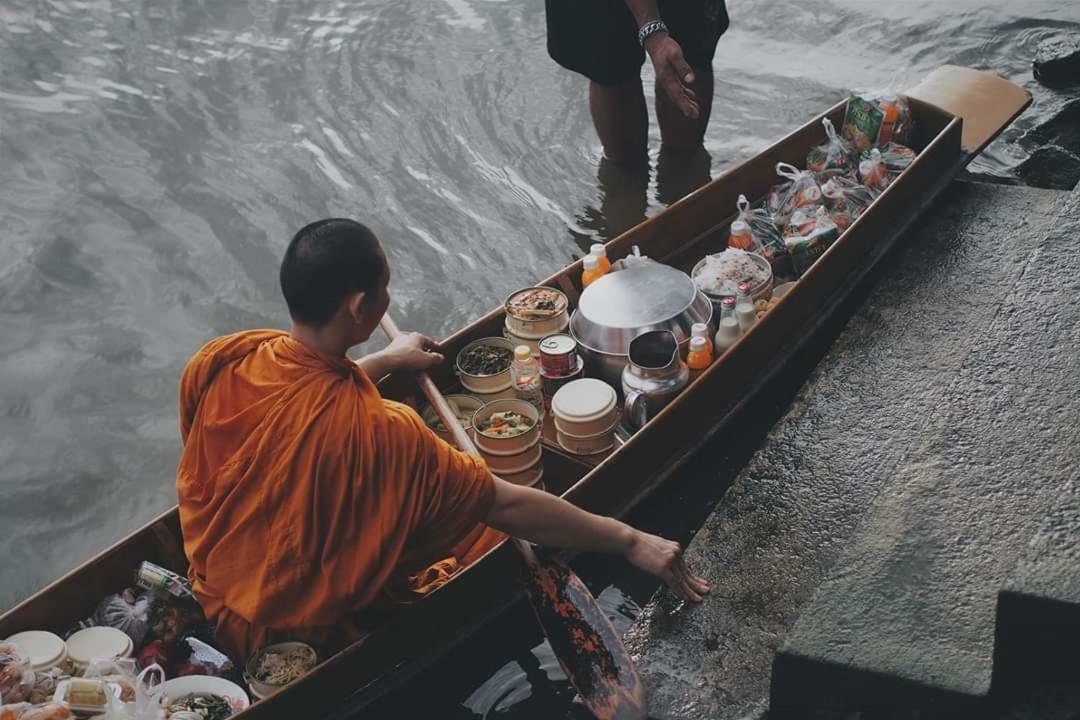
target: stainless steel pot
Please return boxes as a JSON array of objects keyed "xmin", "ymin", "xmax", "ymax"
[{"xmin": 569, "ymin": 261, "xmax": 713, "ymax": 388}]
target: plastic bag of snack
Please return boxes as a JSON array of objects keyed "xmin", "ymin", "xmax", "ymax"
[
  {"xmin": 768, "ymin": 162, "xmax": 823, "ymax": 226},
  {"xmin": 0, "ymin": 703, "xmax": 33, "ymax": 720},
  {"xmin": 820, "ymin": 175, "xmax": 879, "ymax": 231},
  {"xmin": 807, "ymin": 118, "xmax": 858, "ymax": 176},
  {"xmin": 11, "ymin": 704, "xmax": 73, "ymax": 720},
  {"xmin": 0, "ymin": 644, "xmax": 33, "ymax": 705},
  {"xmin": 733, "ymin": 194, "xmax": 785, "ymax": 260},
  {"xmin": 858, "ymin": 148, "xmax": 891, "ymax": 191},
  {"xmin": 93, "ymin": 591, "xmax": 152, "ymax": 647},
  {"xmin": 863, "ymin": 142, "xmax": 916, "ymax": 176},
  {"xmin": 784, "ymin": 208, "xmax": 840, "ymax": 276},
  {"xmin": 28, "ymin": 668, "xmax": 68, "ymax": 706},
  {"xmin": 842, "ymin": 94, "xmax": 914, "ymax": 151},
  {"xmin": 83, "ymin": 658, "xmax": 138, "ymax": 703}
]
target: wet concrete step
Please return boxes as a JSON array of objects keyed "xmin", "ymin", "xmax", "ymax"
[
  {"xmin": 623, "ymin": 181, "xmax": 1080, "ymax": 720},
  {"xmin": 769, "ymin": 186, "xmax": 1080, "ymax": 715},
  {"xmin": 994, "ymin": 477, "xmax": 1080, "ymax": 686}
]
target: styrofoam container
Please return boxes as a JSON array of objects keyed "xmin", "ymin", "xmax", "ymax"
[
  {"xmin": 6, "ymin": 630, "xmax": 67, "ymax": 672},
  {"xmin": 556, "ymin": 427, "xmax": 615, "ymax": 456},
  {"xmin": 482, "ymin": 439, "xmax": 543, "ymax": 475},
  {"xmin": 456, "ymin": 337, "xmax": 515, "ymax": 394},
  {"xmin": 66, "ymin": 627, "xmax": 132, "ymax": 672},
  {"xmin": 500, "ymin": 461, "xmax": 545, "ymax": 488},
  {"xmin": 551, "ymin": 378, "xmax": 618, "ymax": 437},
  {"xmin": 472, "ymin": 399, "xmax": 541, "ymax": 455}
]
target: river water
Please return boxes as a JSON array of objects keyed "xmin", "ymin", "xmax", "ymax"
[{"xmin": 1, "ymin": 0, "xmax": 1078, "ymax": 715}]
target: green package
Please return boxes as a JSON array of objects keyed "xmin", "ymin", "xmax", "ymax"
[{"xmin": 842, "ymin": 96, "xmax": 885, "ymax": 153}]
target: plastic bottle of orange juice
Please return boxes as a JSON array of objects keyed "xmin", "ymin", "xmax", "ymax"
[
  {"xmin": 728, "ymin": 220, "xmax": 754, "ymax": 251},
  {"xmin": 589, "ymin": 243, "xmax": 612, "ymax": 274},
  {"xmin": 686, "ymin": 336, "xmax": 713, "ymax": 370},
  {"xmin": 582, "ymin": 254, "xmax": 606, "ymax": 288}
]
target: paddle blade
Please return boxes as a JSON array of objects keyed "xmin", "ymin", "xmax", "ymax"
[{"xmin": 518, "ymin": 542, "xmax": 647, "ymax": 720}]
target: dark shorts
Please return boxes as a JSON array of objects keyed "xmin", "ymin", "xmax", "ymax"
[{"xmin": 545, "ymin": 0, "xmax": 730, "ymax": 86}]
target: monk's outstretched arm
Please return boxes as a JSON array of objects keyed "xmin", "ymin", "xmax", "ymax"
[{"xmin": 484, "ymin": 476, "xmax": 710, "ymax": 603}]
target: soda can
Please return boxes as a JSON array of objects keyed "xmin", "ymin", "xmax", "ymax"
[{"xmin": 538, "ymin": 334, "xmax": 579, "ymax": 376}]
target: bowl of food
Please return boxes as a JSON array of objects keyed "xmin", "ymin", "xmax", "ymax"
[
  {"xmin": 244, "ymin": 641, "xmax": 318, "ymax": 700},
  {"xmin": 455, "ymin": 338, "xmax": 515, "ymax": 394},
  {"xmin": 691, "ymin": 249, "xmax": 773, "ymax": 310},
  {"xmin": 154, "ymin": 675, "xmax": 250, "ymax": 718},
  {"xmin": 472, "ymin": 399, "xmax": 541, "ymax": 455},
  {"xmin": 504, "ymin": 287, "xmax": 570, "ymax": 338},
  {"xmin": 421, "ymin": 394, "xmax": 483, "ymax": 440}
]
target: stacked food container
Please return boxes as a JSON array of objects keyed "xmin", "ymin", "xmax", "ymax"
[
  {"xmin": 472, "ymin": 398, "xmax": 544, "ymax": 488},
  {"xmin": 455, "ymin": 337, "xmax": 517, "ymax": 403},
  {"xmin": 537, "ymin": 334, "xmax": 585, "ymax": 410},
  {"xmin": 503, "ymin": 287, "xmax": 570, "ymax": 356},
  {"xmin": 551, "ymin": 378, "xmax": 619, "ymax": 456}
]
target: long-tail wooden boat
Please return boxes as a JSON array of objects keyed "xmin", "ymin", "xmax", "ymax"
[{"xmin": 0, "ymin": 66, "xmax": 1029, "ymax": 718}]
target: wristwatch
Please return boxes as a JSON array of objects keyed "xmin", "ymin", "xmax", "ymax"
[{"xmin": 637, "ymin": 19, "xmax": 669, "ymax": 48}]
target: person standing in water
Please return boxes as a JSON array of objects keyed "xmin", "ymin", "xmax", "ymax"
[{"xmin": 545, "ymin": 0, "xmax": 729, "ymax": 167}]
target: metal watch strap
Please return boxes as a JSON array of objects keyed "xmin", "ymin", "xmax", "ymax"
[{"xmin": 637, "ymin": 19, "xmax": 669, "ymax": 48}]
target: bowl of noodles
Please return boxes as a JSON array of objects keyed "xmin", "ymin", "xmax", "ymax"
[{"xmin": 244, "ymin": 641, "xmax": 319, "ymax": 700}]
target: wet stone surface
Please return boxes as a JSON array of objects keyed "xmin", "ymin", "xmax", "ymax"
[
  {"xmin": 624, "ymin": 182, "xmax": 1080, "ymax": 719},
  {"xmin": 1033, "ymin": 34, "xmax": 1080, "ymax": 88}
]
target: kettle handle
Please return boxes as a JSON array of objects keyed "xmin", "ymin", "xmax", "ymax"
[{"xmin": 623, "ymin": 390, "xmax": 649, "ymax": 430}]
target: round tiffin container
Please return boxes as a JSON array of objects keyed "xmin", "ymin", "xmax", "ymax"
[
  {"xmin": 421, "ymin": 394, "xmax": 483, "ymax": 442},
  {"xmin": 456, "ymin": 337, "xmax": 516, "ymax": 394},
  {"xmin": 66, "ymin": 627, "xmax": 132, "ymax": 673},
  {"xmin": 481, "ymin": 439, "xmax": 543, "ymax": 475},
  {"xmin": 551, "ymin": 379, "xmax": 619, "ymax": 437},
  {"xmin": 504, "ymin": 287, "xmax": 570, "ymax": 337},
  {"xmin": 244, "ymin": 641, "xmax": 319, "ymax": 700},
  {"xmin": 5, "ymin": 631, "xmax": 67, "ymax": 673},
  {"xmin": 472, "ymin": 399, "xmax": 542, "ymax": 456},
  {"xmin": 500, "ymin": 461, "xmax": 545, "ymax": 489},
  {"xmin": 555, "ymin": 427, "xmax": 615, "ymax": 456}
]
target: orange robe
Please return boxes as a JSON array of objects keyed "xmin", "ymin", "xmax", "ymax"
[{"xmin": 177, "ymin": 330, "xmax": 504, "ymax": 660}]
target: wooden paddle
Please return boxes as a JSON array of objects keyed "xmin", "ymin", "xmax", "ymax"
[{"xmin": 379, "ymin": 314, "xmax": 646, "ymax": 720}]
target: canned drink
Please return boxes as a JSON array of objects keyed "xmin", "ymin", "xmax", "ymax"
[{"xmin": 538, "ymin": 334, "xmax": 579, "ymax": 375}]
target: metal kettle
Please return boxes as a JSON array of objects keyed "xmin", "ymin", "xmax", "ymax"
[{"xmin": 621, "ymin": 330, "xmax": 690, "ymax": 430}]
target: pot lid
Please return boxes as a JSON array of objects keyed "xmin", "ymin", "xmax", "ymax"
[
  {"xmin": 6, "ymin": 630, "xmax": 67, "ymax": 670},
  {"xmin": 66, "ymin": 626, "xmax": 132, "ymax": 666},
  {"xmin": 571, "ymin": 262, "xmax": 713, "ymax": 354},
  {"xmin": 552, "ymin": 379, "xmax": 617, "ymax": 423},
  {"xmin": 578, "ymin": 263, "xmax": 697, "ymax": 328}
]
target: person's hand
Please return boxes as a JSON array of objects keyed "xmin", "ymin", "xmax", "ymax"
[
  {"xmin": 624, "ymin": 530, "xmax": 710, "ymax": 602},
  {"xmin": 644, "ymin": 34, "xmax": 699, "ymax": 120},
  {"xmin": 380, "ymin": 331, "xmax": 444, "ymax": 372}
]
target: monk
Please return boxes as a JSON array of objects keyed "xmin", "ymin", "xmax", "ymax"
[{"xmin": 177, "ymin": 218, "xmax": 709, "ymax": 661}]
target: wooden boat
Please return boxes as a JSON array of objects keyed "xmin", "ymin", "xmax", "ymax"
[{"xmin": 0, "ymin": 66, "xmax": 1029, "ymax": 717}]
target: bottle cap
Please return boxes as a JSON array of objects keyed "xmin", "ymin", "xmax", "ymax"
[
  {"xmin": 690, "ymin": 336, "xmax": 708, "ymax": 352},
  {"xmin": 730, "ymin": 220, "xmax": 749, "ymax": 235},
  {"xmin": 859, "ymin": 159, "xmax": 874, "ymax": 178},
  {"xmin": 583, "ymin": 254, "xmax": 599, "ymax": 270},
  {"xmin": 871, "ymin": 148, "xmax": 882, "ymax": 162},
  {"xmin": 737, "ymin": 281, "xmax": 752, "ymax": 294},
  {"xmin": 514, "ymin": 346, "xmax": 532, "ymax": 361},
  {"xmin": 691, "ymin": 322, "xmax": 708, "ymax": 338},
  {"xmin": 589, "ymin": 243, "xmax": 608, "ymax": 258},
  {"xmin": 721, "ymin": 296, "xmax": 736, "ymax": 310}
]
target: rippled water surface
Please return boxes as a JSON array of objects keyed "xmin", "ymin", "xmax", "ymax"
[{"xmin": 2, "ymin": 0, "xmax": 1079, "ymax": 715}]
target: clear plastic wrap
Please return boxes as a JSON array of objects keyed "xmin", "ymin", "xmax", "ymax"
[
  {"xmin": 842, "ymin": 94, "xmax": 914, "ymax": 151},
  {"xmin": 784, "ymin": 207, "xmax": 840, "ymax": 276},
  {"xmin": 768, "ymin": 163, "xmax": 823, "ymax": 226},
  {"xmin": 93, "ymin": 591, "xmax": 152, "ymax": 647},
  {"xmin": 820, "ymin": 175, "xmax": 879, "ymax": 231},
  {"xmin": 807, "ymin": 118, "xmax": 858, "ymax": 176},
  {"xmin": 9, "ymin": 704, "xmax": 73, "ymax": 720},
  {"xmin": 733, "ymin": 194, "xmax": 786, "ymax": 262},
  {"xmin": 83, "ymin": 658, "xmax": 138, "ymax": 703},
  {"xmin": 0, "ymin": 644, "xmax": 33, "ymax": 705},
  {"xmin": 863, "ymin": 142, "xmax": 916, "ymax": 176},
  {"xmin": 858, "ymin": 148, "xmax": 891, "ymax": 191}
]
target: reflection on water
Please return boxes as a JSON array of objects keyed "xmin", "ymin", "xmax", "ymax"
[{"xmin": 2, "ymin": 0, "xmax": 1079, "ymax": 714}]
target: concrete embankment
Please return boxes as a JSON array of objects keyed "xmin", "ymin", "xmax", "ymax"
[{"xmin": 624, "ymin": 180, "xmax": 1080, "ymax": 719}]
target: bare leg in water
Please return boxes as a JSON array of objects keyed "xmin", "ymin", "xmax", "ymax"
[{"xmin": 656, "ymin": 64, "xmax": 714, "ymax": 205}]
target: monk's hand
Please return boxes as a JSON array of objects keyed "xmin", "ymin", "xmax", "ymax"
[
  {"xmin": 644, "ymin": 33, "xmax": 699, "ymax": 120},
  {"xmin": 382, "ymin": 331, "xmax": 444, "ymax": 372},
  {"xmin": 624, "ymin": 530, "xmax": 709, "ymax": 603}
]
